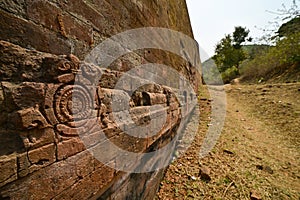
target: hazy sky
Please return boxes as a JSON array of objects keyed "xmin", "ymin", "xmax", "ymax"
[{"xmin": 186, "ymin": 0, "xmax": 296, "ymax": 61}]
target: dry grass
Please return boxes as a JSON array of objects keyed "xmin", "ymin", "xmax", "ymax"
[{"xmin": 156, "ymin": 83, "xmax": 300, "ymax": 199}]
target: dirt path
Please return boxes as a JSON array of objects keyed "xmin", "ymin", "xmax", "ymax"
[{"xmin": 156, "ymin": 83, "xmax": 300, "ymax": 199}]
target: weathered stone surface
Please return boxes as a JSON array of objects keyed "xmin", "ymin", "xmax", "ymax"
[
  {"xmin": 0, "ymin": 40, "xmax": 78, "ymax": 83},
  {"xmin": 1, "ymin": 82, "xmax": 45, "ymax": 109},
  {"xmin": 17, "ymin": 153, "xmax": 30, "ymax": 178},
  {"xmin": 0, "ymin": 156, "xmax": 17, "ymax": 187},
  {"xmin": 0, "ymin": 9, "xmax": 72, "ymax": 55},
  {"xmin": 57, "ymin": 137, "xmax": 86, "ymax": 161},
  {"xmin": 1, "ymin": 150, "xmax": 101, "ymax": 199},
  {"xmin": 0, "ymin": 0, "xmax": 200, "ymax": 199},
  {"xmin": 53, "ymin": 163, "xmax": 115, "ymax": 200},
  {"xmin": 0, "ymin": 0, "xmax": 26, "ymax": 17},
  {"xmin": 0, "ymin": 130, "xmax": 25, "ymax": 156},
  {"xmin": 27, "ymin": 0, "xmax": 93, "ymax": 44},
  {"xmin": 25, "ymin": 128, "xmax": 56, "ymax": 150},
  {"xmin": 0, "ymin": 39, "xmax": 186, "ymax": 197},
  {"xmin": 141, "ymin": 170, "xmax": 165, "ymax": 200},
  {"xmin": 16, "ymin": 143, "xmax": 56, "ymax": 178},
  {"xmin": 8, "ymin": 106, "xmax": 50, "ymax": 130},
  {"xmin": 28, "ymin": 143, "xmax": 56, "ymax": 166}
]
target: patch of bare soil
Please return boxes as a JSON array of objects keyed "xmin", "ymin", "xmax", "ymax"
[{"xmin": 156, "ymin": 83, "xmax": 300, "ymax": 199}]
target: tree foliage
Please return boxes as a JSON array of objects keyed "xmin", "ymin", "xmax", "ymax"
[
  {"xmin": 233, "ymin": 26, "xmax": 252, "ymax": 48},
  {"xmin": 208, "ymin": 1, "xmax": 300, "ymax": 84},
  {"xmin": 260, "ymin": 0, "xmax": 300, "ymax": 43},
  {"xmin": 212, "ymin": 26, "xmax": 250, "ymax": 74},
  {"xmin": 240, "ymin": 31, "xmax": 300, "ymax": 82},
  {"xmin": 276, "ymin": 16, "xmax": 300, "ymax": 38}
]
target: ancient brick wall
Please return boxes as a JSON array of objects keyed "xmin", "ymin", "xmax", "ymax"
[{"xmin": 0, "ymin": 0, "xmax": 200, "ymax": 199}]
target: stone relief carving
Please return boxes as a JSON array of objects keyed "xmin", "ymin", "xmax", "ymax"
[{"xmin": 44, "ymin": 55, "xmax": 98, "ymax": 136}]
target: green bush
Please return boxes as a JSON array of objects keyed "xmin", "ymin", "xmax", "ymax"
[
  {"xmin": 221, "ymin": 66, "xmax": 239, "ymax": 84},
  {"xmin": 240, "ymin": 32, "xmax": 300, "ymax": 82}
]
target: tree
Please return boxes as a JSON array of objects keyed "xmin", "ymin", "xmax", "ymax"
[
  {"xmin": 233, "ymin": 26, "xmax": 252, "ymax": 48},
  {"xmin": 276, "ymin": 16, "xmax": 300, "ymax": 38},
  {"xmin": 259, "ymin": 0, "xmax": 300, "ymax": 44},
  {"xmin": 212, "ymin": 26, "xmax": 251, "ymax": 74}
]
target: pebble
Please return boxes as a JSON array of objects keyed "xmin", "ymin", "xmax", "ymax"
[
  {"xmin": 223, "ymin": 149, "xmax": 234, "ymax": 155},
  {"xmin": 198, "ymin": 166, "xmax": 211, "ymax": 182},
  {"xmin": 250, "ymin": 190, "xmax": 262, "ymax": 200},
  {"xmin": 256, "ymin": 165, "xmax": 274, "ymax": 174}
]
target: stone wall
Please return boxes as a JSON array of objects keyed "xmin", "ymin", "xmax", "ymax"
[{"xmin": 0, "ymin": 0, "xmax": 200, "ymax": 199}]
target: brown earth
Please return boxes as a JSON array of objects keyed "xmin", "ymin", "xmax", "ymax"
[{"xmin": 156, "ymin": 82, "xmax": 300, "ymax": 199}]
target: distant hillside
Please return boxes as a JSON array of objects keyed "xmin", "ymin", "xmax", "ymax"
[
  {"xmin": 240, "ymin": 61, "xmax": 300, "ymax": 83},
  {"xmin": 240, "ymin": 34, "xmax": 300, "ymax": 83},
  {"xmin": 202, "ymin": 57, "xmax": 215, "ymax": 68},
  {"xmin": 202, "ymin": 44, "xmax": 299, "ymax": 84},
  {"xmin": 200, "ymin": 44, "xmax": 269, "ymax": 84},
  {"xmin": 201, "ymin": 57, "xmax": 222, "ymax": 85},
  {"xmin": 242, "ymin": 44, "xmax": 271, "ymax": 59}
]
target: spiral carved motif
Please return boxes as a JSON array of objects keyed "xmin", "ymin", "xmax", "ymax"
[{"xmin": 54, "ymin": 84, "xmax": 93, "ymax": 128}]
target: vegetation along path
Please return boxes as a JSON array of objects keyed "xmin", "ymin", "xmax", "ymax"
[{"xmin": 156, "ymin": 82, "xmax": 300, "ymax": 199}]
